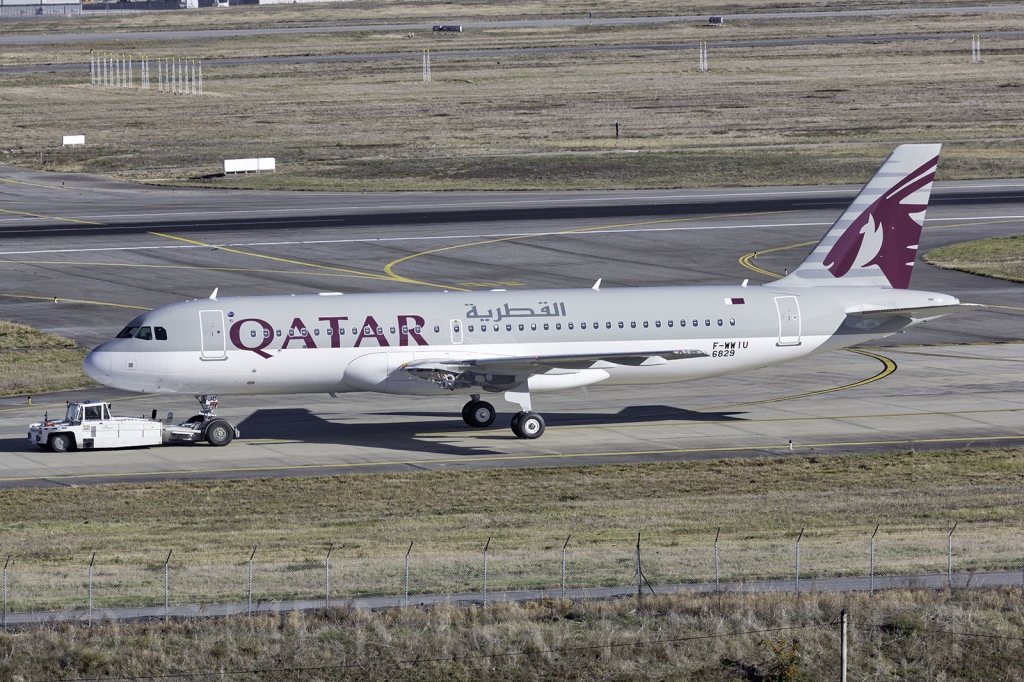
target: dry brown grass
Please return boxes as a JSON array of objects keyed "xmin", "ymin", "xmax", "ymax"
[
  {"xmin": 2, "ymin": 3, "xmax": 1024, "ymax": 189},
  {"xmin": 1, "ymin": 447, "xmax": 1021, "ymax": 571},
  {"xmin": 924, "ymin": 234, "xmax": 1024, "ymax": 283},
  {"xmin": 0, "ymin": 321, "xmax": 94, "ymax": 397},
  {"xmin": 2, "ymin": 589, "xmax": 1023, "ymax": 681}
]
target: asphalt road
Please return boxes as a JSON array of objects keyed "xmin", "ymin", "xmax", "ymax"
[
  {"xmin": 2, "ymin": 5, "xmax": 1021, "ymax": 46},
  {"xmin": 0, "ymin": 166, "xmax": 1022, "ymax": 486}
]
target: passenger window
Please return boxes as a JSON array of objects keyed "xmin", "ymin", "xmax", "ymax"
[
  {"xmin": 401, "ymin": 325, "xmax": 408, "ymax": 335},
  {"xmin": 135, "ymin": 327, "xmax": 153, "ymax": 340},
  {"xmin": 314, "ymin": 328, "xmax": 320, "ymax": 336},
  {"xmin": 468, "ymin": 325, "xmax": 474, "ymax": 332},
  {"xmin": 277, "ymin": 329, "xmax": 283, "ymax": 337},
  {"xmin": 263, "ymin": 329, "xmax": 271, "ymax": 338},
  {"xmin": 568, "ymin": 322, "xmax": 574, "ymax": 330},
  {"xmin": 631, "ymin": 321, "xmax": 636, "ymax": 329},
  {"xmin": 730, "ymin": 318, "xmax": 736, "ymax": 326},
  {"xmin": 414, "ymin": 326, "xmax": 422, "ymax": 334},
  {"xmin": 705, "ymin": 319, "xmax": 711, "ymax": 327},
  {"xmin": 518, "ymin": 323, "xmax": 524, "ymax": 331},
  {"xmin": 352, "ymin": 327, "xmax": 358, "ymax": 335},
  {"xmin": 390, "ymin": 327, "xmax": 396, "ymax": 335},
  {"xmin": 681, "ymin": 320, "xmax": 687, "ymax": 327},
  {"xmin": 643, "ymin": 321, "xmax": 649, "ymax": 328},
  {"xmin": 667, "ymin": 320, "xmax": 673, "ymax": 328},
  {"xmin": 506, "ymin": 324, "xmax": 512, "ymax": 332},
  {"xmin": 301, "ymin": 328, "xmax": 308, "ymax": 337},
  {"xmin": 84, "ymin": 405, "xmax": 103, "ymax": 421},
  {"xmin": 692, "ymin": 320, "xmax": 698, "ymax": 328},
  {"xmin": 250, "ymin": 329, "xmax": 258, "ymax": 338},
  {"xmin": 618, "ymin": 321, "xmax": 624, "ymax": 329},
  {"xmin": 327, "ymin": 328, "xmax": 334, "ymax": 336},
  {"xmin": 117, "ymin": 326, "xmax": 139, "ymax": 339},
  {"xmin": 543, "ymin": 323, "xmax": 549, "ymax": 331},
  {"xmin": 655, "ymin": 320, "xmax": 661, "ymax": 328},
  {"xmin": 717, "ymin": 319, "xmax": 723, "ymax": 326},
  {"xmin": 433, "ymin": 325, "xmax": 440, "ymax": 334},
  {"xmin": 581, "ymin": 322, "xmax": 586, "ymax": 329},
  {"xmin": 531, "ymin": 323, "xmax": 537, "ymax": 331},
  {"xmin": 606, "ymin": 321, "xmax": 611, "ymax": 329},
  {"xmin": 555, "ymin": 323, "xmax": 561, "ymax": 330},
  {"xmin": 493, "ymin": 324, "xmax": 499, "ymax": 332},
  {"xmin": 480, "ymin": 325, "xmax": 486, "ymax": 333},
  {"xmin": 593, "ymin": 322, "xmax": 599, "ymax": 330},
  {"xmin": 155, "ymin": 327, "xmax": 168, "ymax": 340},
  {"xmin": 375, "ymin": 326, "xmax": 383, "ymax": 335}
]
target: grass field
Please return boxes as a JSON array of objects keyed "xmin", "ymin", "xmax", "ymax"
[
  {"xmin": 925, "ymin": 234, "xmax": 1024, "ymax": 283},
  {"xmin": 2, "ymin": 447, "xmax": 1021, "ymax": 572},
  {"xmin": 3, "ymin": 2, "xmax": 1024, "ymax": 189},
  {"xmin": 0, "ymin": 320, "xmax": 94, "ymax": 397},
  {"xmin": 3, "ymin": 589, "xmax": 1024, "ymax": 681}
]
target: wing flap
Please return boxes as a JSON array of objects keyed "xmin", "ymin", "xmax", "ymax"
[{"xmin": 845, "ymin": 303, "xmax": 982, "ymax": 320}]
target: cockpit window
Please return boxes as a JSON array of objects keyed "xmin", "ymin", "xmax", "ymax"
[
  {"xmin": 155, "ymin": 327, "xmax": 167, "ymax": 341},
  {"xmin": 135, "ymin": 327, "xmax": 153, "ymax": 340},
  {"xmin": 117, "ymin": 326, "xmax": 140, "ymax": 339}
]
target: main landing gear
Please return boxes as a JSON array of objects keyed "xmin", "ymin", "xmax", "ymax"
[{"xmin": 461, "ymin": 391, "xmax": 546, "ymax": 440}]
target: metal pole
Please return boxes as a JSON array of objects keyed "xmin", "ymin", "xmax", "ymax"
[
  {"xmin": 88, "ymin": 552, "xmax": 95, "ymax": 626},
  {"xmin": 248, "ymin": 545, "xmax": 257, "ymax": 615},
  {"xmin": 198, "ymin": 60, "xmax": 203, "ymax": 96},
  {"xmin": 483, "ymin": 537, "xmax": 490, "ymax": 607},
  {"xmin": 636, "ymin": 532, "xmax": 642, "ymax": 599},
  {"xmin": 714, "ymin": 527, "xmax": 720, "ymax": 592},
  {"xmin": 3, "ymin": 555, "xmax": 9, "ymax": 630},
  {"xmin": 325, "ymin": 544, "xmax": 333, "ymax": 609},
  {"xmin": 870, "ymin": 524, "xmax": 879, "ymax": 596},
  {"xmin": 948, "ymin": 522, "xmax": 957, "ymax": 588},
  {"xmin": 840, "ymin": 609, "xmax": 848, "ymax": 682},
  {"xmin": 795, "ymin": 528, "xmax": 804, "ymax": 593},
  {"xmin": 405, "ymin": 541, "xmax": 413, "ymax": 607},
  {"xmin": 561, "ymin": 535, "xmax": 570, "ymax": 599},
  {"xmin": 164, "ymin": 550, "xmax": 172, "ymax": 621}
]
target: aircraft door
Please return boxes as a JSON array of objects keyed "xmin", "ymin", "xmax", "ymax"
[
  {"xmin": 450, "ymin": 319, "xmax": 464, "ymax": 344},
  {"xmin": 199, "ymin": 310, "xmax": 227, "ymax": 359},
  {"xmin": 774, "ymin": 296, "xmax": 801, "ymax": 346}
]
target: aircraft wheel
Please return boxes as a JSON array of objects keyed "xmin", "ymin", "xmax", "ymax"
[
  {"xmin": 518, "ymin": 412, "xmax": 545, "ymax": 439},
  {"xmin": 49, "ymin": 433, "xmax": 73, "ymax": 453},
  {"xmin": 205, "ymin": 420, "xmax": 234, "ymax": 447},
  {"xmin": 462, "ymin": 400, "xmax": 496, "ymax": 428},
  {"xmin": 510, "ymin": 412, "xmax": 523, "ymax": 437}
]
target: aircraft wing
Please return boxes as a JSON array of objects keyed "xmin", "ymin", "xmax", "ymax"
[
  {"xmin": 845, "ymin": 303, "xmax": 983, "ymax": 320},
  {"xmin": 402, "ymin": 348, "xmax": 708, "ymax": 375}
]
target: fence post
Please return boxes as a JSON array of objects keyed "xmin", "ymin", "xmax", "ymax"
[
  {"xmin": 325, "ymin": 544, "xmax": 333, "ymax": 610},
  {"xmin": 947, "ymin": 522, "xmax": 957, "ymax": 589},
  {"xmin": 795, "ymin": 528, "xmax": 804, "ymax": 593},
  {"xmin": 405, "ymin": 541, "xmax": 413, "ymax": 607},
  {"xmin": 870, "ymin": 524, "xmax": 879, "ymax": 596},
  {"xmin": 483, "ymin": 537, "xmax": 490, "ymax": 607},
  {"xmin": 714, "ymin": 527, "xmax": 720, "ymax": 592},
  {"xmin": 247, "ymin": 545, "xmax": 257, "ymax": 616},
  {"xmin": 88, "ymin": 552, "xmax": 96, "ymax": 626},
  {"xmin": 164, "ymin": 550, "xmax": 172, "ymax": 621},
  {"xmin": 840, "ymin": 609, "xmax": 848, "ymax": 682},
  {"xmin": 561, "ymin": 535, "xmax": 571, "ymax": 599},
  {"xmin": 3, "ymin": 555, "xmax": 8, "ymax": 630}
]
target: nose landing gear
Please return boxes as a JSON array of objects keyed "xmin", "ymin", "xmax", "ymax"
[{"xmin": 189, "ymin": 394, "xmax": 239, "ymax": 447}]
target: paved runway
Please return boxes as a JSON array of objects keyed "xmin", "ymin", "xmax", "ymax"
[{"xmin": 0, "ymin": 166, "xmax": 1022, "ymax": 486}]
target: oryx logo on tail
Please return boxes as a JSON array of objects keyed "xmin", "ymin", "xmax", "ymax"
[{"xmin": 823, "ymin": 155, "xmax": 938, "ymax": 289}]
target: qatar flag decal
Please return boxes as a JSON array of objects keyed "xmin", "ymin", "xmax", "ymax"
[{"xmin": 823, "ymin": 156, "xmax": 937, "ymax": 289}]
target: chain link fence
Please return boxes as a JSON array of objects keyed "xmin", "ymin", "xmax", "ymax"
[{"xmin": 3, "ymin": 525, "xmax": 1023, "ymax": 622}]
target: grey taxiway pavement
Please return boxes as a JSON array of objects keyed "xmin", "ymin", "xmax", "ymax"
[{"xmin": 0, "ymin": 166, "xmax": 1022, "ymax": 487}]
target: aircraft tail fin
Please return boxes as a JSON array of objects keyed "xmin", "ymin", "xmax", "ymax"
[{"xmin": 776, "ymin": 143, "xmax": 940, "ymax": 289}]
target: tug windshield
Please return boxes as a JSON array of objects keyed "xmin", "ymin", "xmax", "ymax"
[{"xmin": 65, "ymin": 404, "xmax": 82, "ymax": 422}]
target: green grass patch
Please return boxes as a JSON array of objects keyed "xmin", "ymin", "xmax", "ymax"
[
  {"xmin": 0, "ymin": 319, "xmax": 76, "ymax": 349},
  {"xmin": 924, "ymin": 234, "xmax": 1024, "ymax": 283}
]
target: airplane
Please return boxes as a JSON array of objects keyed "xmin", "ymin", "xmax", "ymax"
[{"xmin": 82, "ymin": 143, "xmax": 977, "ymax": 444}]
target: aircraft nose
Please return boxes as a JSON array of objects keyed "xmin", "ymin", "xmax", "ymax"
[{"xmin": 83, "ymin": 347, "xmax": 111, "ymax": 382}]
